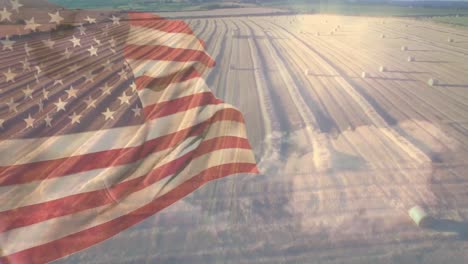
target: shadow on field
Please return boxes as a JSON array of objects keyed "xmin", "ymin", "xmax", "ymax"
[
  {"xmin": 368, "ymin": 77, "xmax": 417, "ymax": 81},
  {"xmin": 306, "ymin": 73, "xmax": 339, "ymax": 77},
  {"xmin": 441, "ymin": 84, "xmax": 468, "ymax": 88},
  {"xmin": 234, "ymin": 35, "xmax": 287, "ymax": 40},
  {"xmin": 408, "ymin": 49, "xmax": 438, "ymax": 52},
  {"xmin": 425, "ymin": 218, "xmax": 468, "ymax": 240},
  {"xmin": 387, "ymin": 70, "xmax": 429, "ymax": 74},
  {"xmin": 416, "ymin": 60, "xmax": 450, "ymax": 63}
]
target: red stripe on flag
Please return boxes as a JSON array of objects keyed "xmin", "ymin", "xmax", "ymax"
[
  {"xmin": 0, "ymin": 137, "xmax": 252, "ymax": 232},
  {"xmin": 124, "ymin": 45, "xmax": 216, "ymax": 67},
  {"xmin": 1, "ymin": 163, "xmax": 258, "ymax": 264},
  {"xmin": 144, "ymin": 92, "xmax": 223, "ymax": 120},
  {"xmin": 128, "ymin": 12, "xmax": 163, "ymax": 20},
  {"xmin": 0, "ymin": 108, "xmax": 243, "ymax": 186},
  {"xmin": 135, "ymin": 67, "xmax": 201, "ymax": 91}
]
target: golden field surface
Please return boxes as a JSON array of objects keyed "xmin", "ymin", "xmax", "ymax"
[{"xmin": 59, "ymin": 14, "xmax": 468, "ymax": 263}]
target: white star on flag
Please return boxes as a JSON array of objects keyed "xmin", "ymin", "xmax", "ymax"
[
  {"xmin": 63, "ymin": 48, "xmax": 72, "ymax": 59},
  {"xmin": 20, "ymin": 58, "xmax": 31, "ymax": 71},
  {"xmin": 69, "ymin": 112, "xmax": 82, "ymax": 124},
  {"xmin": 84, "ymin": 16, "xmax": 96, "ymax": 24},
  {"xmin": 6, "ymin": 97, "xmax": 19, "ymax": 113},
  {"xmin": 1, "ymin": 36, "xmax": 15, "ymax": 51},
  {"xmin": 48, "ymin": 11, "xmax": 64, "ymax": 24},
  {"xmin": 42, "ymin": 89, "xmax": 49, "ymax": 100},
  {"xmin": 69, "ymin": 35, "xmax": 81, "ymax": 47},
  {"xmin": 84, "ymin": 96, "xmax": 97, "ymax": 109},
  {"xmin": 54, "ymin": 98, "xmax": 67, "ymax": 112},
  {"xmin": 44, "ymin": 115, "xmax": 52, "ymax": 127},
  {"xmin": 23, "ymin": 114, "xmax": 35, "ymax": 128},
  {"xmin": 78, "ymin": 24, "xmax": 86, "ymax": 35},
  {"xmin": 102, "ymin": 107, "xmax": 115, "ymax": 120},
  {"xmin": 100, "ymin": 82, "xmax": 112, "ymax": 95},
  {"xmin": 0, "ymin": 7, "xmax": 12, "ymax": 21},
  {"xmin": 24, "ymin": 17, "xmax": 41, "ymax": 32},
  {"xmin": 118, "ymin": 92, "xmax": 132, "ymax": 105},
  {"xmin": 87, "ymin": 45, "xmax": 98, "ymax": 56},
  {"xmin": 22, "ymin": 85, "xmax": 33, "ymax": 99},
  {"xmin": 132, "ymin": 105, "xmax": 141, "ymax": 117},
  {"xmin": 110, "ymin": 15, "xmax": 120, "ymax": 25},
  {"xmin": 3, "ymin": 68, "xmax": 16, "ymax": 82},
  {"xmin": 10, "ymin": 0, "xmax": 23, "ymax": 12},
  {"xmin": 65, "ymin": 86, "xmax": 78, "ymax": 99}
]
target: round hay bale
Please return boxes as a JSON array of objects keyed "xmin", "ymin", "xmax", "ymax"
[
  {"xmin": 408, "ymin": 206, "xmax": 432, "ymax": 227},
  {"xmin": 380, "ymin": 34, "xmax": 386, "ymax": 39},
  {"xmin": 407, "ymin": 56, "xmax": 415, "ymax": 62},
  {"xmin": 447, "ymin": 38, "xmax": 453, "ymax": 43},
  {"xmin": 304, "ymin": 69, "xmax": 311, "ymax": 75},
  {"xmin": 401, "ymin": 46, "xmax": 407, "ymax": 51},
  {"xmin": 316, "ymin": 32, "xmax": 320, "ymax": 36},
  {"xmin": 379, "ymin": 66, "xmax": 386, "ymax": 72},
  {"xmin": 427, "ymin": 78, "xmax": 438, "ymax": 86},
  {"xmin": 361, "ymin": 71, "xmax": 368, "ymax": 78}
]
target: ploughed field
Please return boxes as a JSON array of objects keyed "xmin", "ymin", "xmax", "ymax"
[{"xmin": 61, "ymin": 15, "xmax": 468, "ymax": 264}]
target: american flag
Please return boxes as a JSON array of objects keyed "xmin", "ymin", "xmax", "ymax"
[{"xmin": 0, "ymin": 1, "xmax": 258, "ymax": 263}]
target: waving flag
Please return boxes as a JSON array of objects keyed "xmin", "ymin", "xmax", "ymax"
[{"xmin": 0, "ymin": 1, "xmax": 258, "ymax": 263}]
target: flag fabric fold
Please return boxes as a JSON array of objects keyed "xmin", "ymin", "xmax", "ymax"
[{"xmin": 0, "ymin": 2, "xmax": 258, "ymax": 263}]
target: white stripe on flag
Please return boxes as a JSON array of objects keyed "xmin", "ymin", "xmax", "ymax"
[
  {"xmin": 0, "ymin": 148, "xmax": 256, "ymax": 256},
  {"xmin": 138, "ymin": 77, "xmax": 210, "ymax": 107},
  {"xmin": 127, "ymin": 26, "xmax": 205, "ymax": 51},
  {"xmin": 0, "ymin": 120, "xmax": 247, "ymax": 211},
  {"xmin": 0, "ymin": 103, "xmax": 233, "ymax": 166},
  {"xmin": 127, "ymin": 58, "xmax": 205, "ymax": 79}
]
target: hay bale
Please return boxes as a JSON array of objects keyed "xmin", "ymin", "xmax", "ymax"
[
  {"xmin": 401, "ymin": 46, "xmax": 407, "ymax": 51},
  {"xmin": 379, "ymin": 66, "xmax": 386, "ymax": 72},
  {"xmin": 380, "ymin": 34, "xmax": 386, "ymax": 39},
  {"xmin": 408, "ymin": 206, "xmax": 432, "ymax": 227},
  {"xmin": 316, "ymin": 32, "xmax": 320, "ymax": 36},
  {"xmin": 427, "ymin": 78, "xmax": 438, "ymax": 86},
  {"xmin": 407, "ymin": 56, "xmax": 415, "ymax": 62},
  {"xmin": 330, "ymin": 31, "xmax": 334, "ymax": 35},
  {"xmin": 361, "ymin": 72, "xmax": 368, "ymax": 78},
  {"xmin": 447, "ymin": 38, "xmax": 453, "ymax": 43},
  {"xmin": 304, "ymin": 69, "xmax": 311, "ymax": 75}
]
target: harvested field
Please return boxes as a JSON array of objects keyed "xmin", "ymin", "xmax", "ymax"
[{"xmin": 59, "ymin": 14, "xmax": 468, "ymax": 264}]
